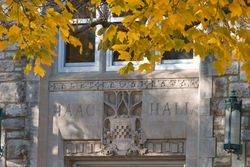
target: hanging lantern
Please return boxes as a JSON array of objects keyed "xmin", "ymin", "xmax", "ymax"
[{"xmin": 224, "ymin": 90, "xmax": 242, "ymax": 159}]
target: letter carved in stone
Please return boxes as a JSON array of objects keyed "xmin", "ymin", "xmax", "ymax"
[{"xmin": 102, "ymin": 91, "xmax": 147, "ymax": 156}]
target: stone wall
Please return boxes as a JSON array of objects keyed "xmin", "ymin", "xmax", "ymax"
[
  {"xmin": 212, "ymin": 62, "xmax": 250, "ymax": 167},
  {"xmin": 0, "ymin": 47, "xmax": 39, "ymax": 167}
]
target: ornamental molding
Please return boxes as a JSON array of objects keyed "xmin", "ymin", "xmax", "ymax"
[
  {"xmin": 64, "ymin": 140, "xmax": 185, "ymax": 156},
  {"xmin": 49, "ymin": 78, "xmax": 199, "ymax": 92}
]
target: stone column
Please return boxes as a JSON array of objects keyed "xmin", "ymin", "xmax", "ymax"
[{"xmin": 198, "ymin": 57, "xmax": 215, "ymax": 167}]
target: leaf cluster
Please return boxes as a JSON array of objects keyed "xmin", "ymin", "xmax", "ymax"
[
  {"xmin": 98, "ymin": 0, "xmax": 250, "ymax": 78},
  {"xmin": 0, "ymin": 0, "xmax": 81, "ymax": 77}
]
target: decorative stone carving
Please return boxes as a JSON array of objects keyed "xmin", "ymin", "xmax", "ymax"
[
  {"xmin": 49, "ymin": 78, "xmax": 199, "ymax": 92},
  {"xmin": 102, "ymin": 91, "xmax": 147, "ymax": 156}
]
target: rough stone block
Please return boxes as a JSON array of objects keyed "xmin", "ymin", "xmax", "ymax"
[
  {"xmin": 243, "ymin": 98, "xmax": 250, "ymax": 111},
  {"xmin": 243, "ymin": 131, "xmax": 250, "ymax": 141},
  {"xmin": 7, "ymin": 131, "xmax": 25, "ymax": 139},
  {"xmin": 0, "ymin": 60, "xmax": 14, "ymax": 72},
  {"xmin": 240, "ymin": 70, "xmax": 247, "ymax": 81},
  {"xmin": 26, "ymin": 81, "xmax": 39, "ymax": 102},
  {"xmin": 5, "ymin": 104, "xmax": 27, "ymax": 117},
  {"xmin": 213, "ymin": 156, "xmax": 231, "ymax": 166},
  {"xmin": 214, "ymin": 129, "xmax": 224, "ymax": 142},
  {"xmin": 6, "ymin": 139, "xmax": 29, "ymax": 159},
  {"xmin": 0, "ymin": 52, "xmax": 4, "ymax": 59},
  {"xmin": 2, "ymin": 118, "xmax": 25, "ymax": 130},
  {"xmin": 229, "ymin": 83, "xmax": 250, "ymax": 97},
  {"xmin": 242, "ymin": 116, "xmax": 249, "ymax": 128},
  {"xmin": 216, "ymin": 142, "xmax": 229, "ymax": 156},
  {"xmin": 6, "ymin": 160, "xmax": 28, "ymax": 167},
  {"xmin": 13, "ymin": 59, "xmax": 25, "ymax": 67},
  {"xmin": 214, "ymin": 116, "xmax": 225, "ymax": 129},
  {"xmin": 0, "ymin": 82, "xmax": 24, "ymax": 103},
  {"xmin": 4, "ymin": 51, "xmax": 13, "ymax": 58},
  {"xmin": 246, "ymin": 142, "xmax": 250, "ymax": 156},
  {"xmin": 213, "ymin": 77, "xmax": 228, "ymax": 97},
  {"xmin": 246, "ymin": 157, "xmax": 250, "ymax": 167},
  {"xmin": 0, "ymin": 73, "xmax": 22, "ymax": 82},
  {"xmin": 225, "ymin": 62, "xmax": 239, "ymax": 75},
  {"xmin": 229, "ymin": 76, "xmax": 239, "ymax": 82},
  {"xmin": 14, "ymin": 67, "xmax": 23, "ymax": 72},
  {"xmin": 211, "ymin": 98, "xmax": 226, "ymax": 116}
]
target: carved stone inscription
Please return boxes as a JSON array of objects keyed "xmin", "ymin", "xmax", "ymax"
[
  {"xmin": 50, "ymin": 91, "xmax": 103, "ymax": 140},
  {"xmin": 49, "ymin": 78, "xmax": 199, "ymax": 92},
  {"xmin": 142, "ymin": 89, "xmax": 198, "ymax": 139}
]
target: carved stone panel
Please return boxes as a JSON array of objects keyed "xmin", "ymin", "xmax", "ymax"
[
  {"xmin": 102, "ymin": 91, "xmax": 146, "ymax": 156},
  {"xmin": 50, "ymin": 91, "xmax": 103, "ymax": 139},
  {"xmin": 142, "ymin": 89, "xmax": 199, "ymax": 139}
]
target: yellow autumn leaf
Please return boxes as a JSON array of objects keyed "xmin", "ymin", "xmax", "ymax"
[
  {"xmin": 0, "ymin": 41, "xmax": 8, "ymax": 51},
  {"xmin": 138, "ymin": 63, "xmax": 152, "ymax": 73},
  {"xmin": 118, "ymin": 51, "xmax": 131, "ymax": 61},
  {"xmin": 8, "ymin": 25, "xmax": 21, "ymax": 37},
  {"xmin": 69, "ymin": 36, "xmax": 82, "ymax": 53},
  {"xmin": 66, "ymin": 1, "xmax": 75, "ymax": 12},
  {"xmin": 210, "ymin": 0, "xmax": 218, "ymax": 5},
  {"xmin": 117, "ymin": 32, "xmax": 127, "ymax": 42},
  {"xmin": 229, "ymin": 1, "xmax": 242, "ymax": 17},
  {"xmin": 127, "ymin": 31, "xmax": 140, "ymax": 44},
  {"xmin": 119, "ymin": 62, "xmax": 134, "ymax": 74},
  {"xmin": 213, "ymin": 60, "xmax": 226, "ymax": 75},
  {"xmin": 111, "ymin": 6, "xmax": 123, "ymax": 16},
  {"xmin": 207, "ymin": 37, "xmax": 219, "ymax": 45},
  {"xmin": 40, "ymin": 55, "xmax": 54, "ymax": 66},
  {"xmin": 103, "ymin": 25, "xmax": 118, "ymax": 42},
  {"xmin": 0, "ymin": 25, "xmax": 7, "ymax": 36},
  {"xmin": 24, "ymin": 64, "xmax": 32, "ymax": 75},
  {"xmin": 35, "ymin": 58, "xmax": 41, "ymax": 66},
  {"xmin": 60, "ymin": 28, "xmax": 70, "ymax": 38},
  {"xmin": 90, "ymin": 0, "xmax": 101, "ymax": 6},
  {"xmin": 34, "ymin": 65, "xmax": 45, "ymax": 77},
  {"xmin": 112, "ymin": 44, "xmax": 127, "ymax": 51},
  {"xmin": 68, "ymin": 36, "xmax": 81, "ymax": 47},
  {"xmin": 54, "ymin": 0, "xmax": 65, "ymax": 9}
]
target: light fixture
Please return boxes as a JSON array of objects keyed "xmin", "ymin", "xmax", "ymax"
[{"xmin": 224, "ymin": 90, "xmax": 242, "ymax": 159}]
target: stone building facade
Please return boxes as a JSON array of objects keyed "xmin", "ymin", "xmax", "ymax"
[{"xmin": 0, "ymin": 44, "xmax": 250, "ymax": 167}]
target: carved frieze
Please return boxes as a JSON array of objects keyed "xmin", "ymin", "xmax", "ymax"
[
  {"xmin": 64, "ymin": 139, "xmax": 185, "ymax": 156},
  {"xmin": 49, "ymin": 78, "xmax": 199, "ymax": 92}
]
